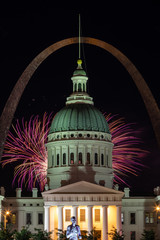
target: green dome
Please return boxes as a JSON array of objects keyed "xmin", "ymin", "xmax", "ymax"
[
  {"xmin": 73, "ymin": 69, "xmax": 86, "ymax": 76},
  {"xmin": 49, "ymin": 104, "xmax": 110, "ymax": 134}
]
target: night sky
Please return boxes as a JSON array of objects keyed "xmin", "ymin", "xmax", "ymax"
[{"xmin": 0, "ymin": 5, "xmax": 160, "ymax": 196}]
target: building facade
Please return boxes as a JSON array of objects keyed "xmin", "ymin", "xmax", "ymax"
[{"xmin": 0, "ymin": 59, "xmax": 160, "ymax": 240}]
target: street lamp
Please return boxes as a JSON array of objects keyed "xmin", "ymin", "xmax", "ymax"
[
  {"xmin": 4, "ymin": 210, "xmax": 10, "ymax": 230},
  {"xmin": 156, "ymin": 206, "xmax": 160, "ymax": 224}
]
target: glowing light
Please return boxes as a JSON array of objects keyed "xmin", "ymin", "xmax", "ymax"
[
  {"xmin": 106, "ymin": 114, "xmax": 148, "ymax": 185},
  {"xmin": 156, "ymin": 206, "xmax": 160, "ymax": 211},
  {"xmin": 2, "ymin": 113, "xmax": 52, "ymax": 191},
  {"xmin": 2, "ymin": 113, "xmax": 147, "ymax": 190},
  {"xmin": 6, "ymin": 211, "xmax": 10, "ymax": 215}
]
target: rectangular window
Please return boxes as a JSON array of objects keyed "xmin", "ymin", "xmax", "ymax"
[
  {"xmin": 11, "ymin": 213, "xmax": 16, "ymax": 224},
  {"xmin": 52, "ymin": 155, "xmax": 54, "ymax": 166},
  {"xmin": 130, "ymin": 231, "xmax": 136, "ymax": 240},
  {"xmin": 145, "ymin": 212, "xmax": 154, "ymax": 224},
  {"xmin": 57, "ymin": 154, "xmax": 59, "ymax": 166},
  {"xmin": 95, "ymin": 153, "xmax": 98, "ymax": 165},
  {"xmin": 80, "ymin": 209, "xmax": 85, "ymax": 222},
  {"xmin": 130, "ymin": 213, "xmax": 136, "ymax": 224},
  {"xmin": 65, "ymin": 209, "xmax": 71, "ymax": 222},
  {"xmin": 26, "ymin": 213, "xmax": 32, "ymax": 225},
  {"xmin": 38, "ymin": 213, "xmax": 43, "ymax": 225},
  {"xmin": 70, "ymin": 153, "xmax": 74, "ymax": 164},
  {"xmin": 95, "ymin": 209, "xmax": 100, "ymax": 222}
]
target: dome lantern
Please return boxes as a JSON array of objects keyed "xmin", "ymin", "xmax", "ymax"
[{"xmin": 66, "ymin": 59, "xmax": 94, "ymax": 105}]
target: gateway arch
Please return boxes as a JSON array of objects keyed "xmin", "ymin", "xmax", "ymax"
[{"xmin": 0, "ymin": 37, "xmax": 160, "ymax": 159}]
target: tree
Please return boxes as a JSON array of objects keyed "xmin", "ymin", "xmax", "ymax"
[
  {"xmin": 0, "ymin": 223, "xmax": 15, "ymax": 240},
  {"xmin": 33, "ymin": 228, "xmax": 52, "ymax": 240},
  {"xmin": 108, "ymin": 227, "xmax": 124, "ymax": 240},
  {"xmin": 14, "ymin": 226, "xmax": 32, "ymax": 240},
  {"xmin": 140, "ymin": 229, "xmax": 156, "ymax": 240}
]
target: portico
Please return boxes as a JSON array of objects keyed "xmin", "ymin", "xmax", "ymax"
[{"xmin": 42, "ymin": 181, "xmax": 124, "ymax": 240}]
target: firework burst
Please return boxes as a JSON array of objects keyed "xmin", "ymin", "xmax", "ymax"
[
  {"xmin": 2, "ymin": 113, "xmax": 52, "ymax": 191},
  {"xmin": 106, "ymin": 114, "xmax": 148, "ymax": 185},
  {"xmin": 2, "ymin": 113, "xmax": 148, "ymax": 190}
]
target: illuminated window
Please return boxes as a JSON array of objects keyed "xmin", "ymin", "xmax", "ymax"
[
  {"xmin": 38, "ymin": 213, "xmax": 43, "ymax": 224},
  {"xmin": 95, "ymin": 209, "xmax": 100, "ymax": 222},
  {"xmin": 63, "ymin": 153, "xmax": 66, "ymax": 165},
  {"xmin": 11, "ymin": 213, "xmax": 16, "ymax": 224},
  {"xmin": 130, "ymin": 213, "xmax": 136, "ymax": 224},
  {"xmin": 101, "ymin": 154, "xmax": 104, "ymax": 166},
  {"xmin": 95, "ymin": 153, "xmax": 98, "ymax": 165},
  {"xmin": 65, "ymin": 209, "xmax": 71, "ymax": 222},
  {"xmin": 57, "ymin": 154, "xmax": 59, "ymax": 166},
  {"xmin": 26, "ymin": 213, "xmax": 32, "ymax": 225},
  {"xmin": 87, "ymin": 153, "xmax": 90, "ymax": 164},
  {"xmin": 80, "ymin": 209, "xmax": 85, "ymax": 222},
  {"xmin": 130, "ymin": 231, "xmax": 136, "ymax": 240},
  {"xmin": 70, "ymin": 153, "xmax": 74, "ymax": 164},
  {"xmin": 145, "ymin": 212, "xmax": 154, "ymax": 224},
  {"xmin": 78, "ymin": 152, "xmax": 82, "ymax": 164}
]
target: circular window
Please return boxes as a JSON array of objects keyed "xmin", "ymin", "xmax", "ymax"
[
  {"xmin": 63, "ymin": 134, "xmax": 66, "ymax": 138},
  {"xmin": 71, "ymin": 134, "xmax": 74, "ymax": 137},
  {"xmin": 79, "ymin": 133, "xmax": 82, "ymax": 137},
  {"xmin": 57, "ymin": 135, "xmax": 59, "ymax": 139},
  {"xmin": 101, "ymin": 135, "xmax": 104, "ymax": 139},
  {"xmin": 95, "ymin": 134, "xmax": 97, "ymax": 138},
  {"xmin": 87, "ymin": 134, "xmax": 90, "ymax": 137}
]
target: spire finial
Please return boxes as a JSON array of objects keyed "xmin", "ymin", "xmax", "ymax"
[{"xmin": 79, "ymin": 14, "xmax": 81, "ymax": 60}]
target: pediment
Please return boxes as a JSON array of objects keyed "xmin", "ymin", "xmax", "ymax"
[{"xmin": 42, "ymin": 181, "xmax": 124, "ymax": 196}]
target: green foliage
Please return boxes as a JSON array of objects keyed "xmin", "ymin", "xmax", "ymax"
[
  {"xmin": 56, "ymin": 229, "xmax": 67, "ymax": 239},
  {"xmin": 140, "ymin": 229, "xmax": 156, "ymax": 240},
  {"xmin": 108, "ymin": 227, "xmax": 124, "ymax": 240},
  {"xmin": 32, "ymin": 228, "xmax": 52, "ymax": 240},
  {"xmin": 85, "ymin": 228, "xmax": 101, "ymax": 240},
  {"xmin": 14, "ymin": 226, "xmax": 32, "ymax": 240},
  {"xmin": 0, "ymin": 223, "xmax": 15, "ymax": 240}
]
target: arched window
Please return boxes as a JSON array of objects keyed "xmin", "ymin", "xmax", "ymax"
[
  {"xmin": 70, "ymin": 153, "xmax": 74, "ymax": 164},
  {"xmin": 78, "ymin": 83, "xmax": 81, "ymax": 92},
  {"xmin": 52, "ymin": 155, "xmax": 54, "ymax": 167},
  {"xmin": 57, "ymin": 154, "xmax": 59, "ymax": 166},
  {"xmin": 63, "ymin": 153, "xmax": 66, "ymax": 165},
  {"xmin": 87, "ymin": 152, "xmax": 90, "ymax": 164},
  {"xmin": 78, "ymin": 152, "xmax": 82, "ymax": 164},
  {"xmin": 95, "ymin": 153, "xmax": 98, "ymax": 165},
  {"xmin": 101, "ymin": 154, "xmax": 104, "ymax": 166}
]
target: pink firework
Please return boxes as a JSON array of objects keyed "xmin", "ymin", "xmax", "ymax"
[
  {"xmin": 2, "ymin": 113, "xmax": 147, "ymax": 190},
  {"xmin": 2, "ymin": 113, "xmax": 52, "ymax": 191},
  {"xmin": 106, "ymin": 114, "xmax": 148, "ymax": 185}
]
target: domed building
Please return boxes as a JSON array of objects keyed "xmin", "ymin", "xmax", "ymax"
[
  {"xmin": 46, "ymin": 59, "xmax": 114, "ymax": 190},
  {"xmin": 42, "ymin": 59, "xmax": 124, "ymax": 240},
  {"xmin": 0, "ymin": 58, "xmax": 158, "ymax": 240}
]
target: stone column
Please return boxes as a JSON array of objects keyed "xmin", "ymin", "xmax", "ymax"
[
  {"xmin": 72, "ymin": 206, "xmax": 78, "ymax": 220},
  {"xmin": 18, "ymin": 210, "xmax": 24, "ymax": 231},
  {"xmin": 116, "ymin": 206, "xmax": 122, "ymax": 232},
  {"xmin": 87, "ymin": 205, "xmax": 93, "ymax": 233},
  {"xmin": 58, "ymin": 206, "xmax": 63, "ymax": 230},
  {"xmin": 102, "ymin": 206, "xmax": 108, "ymax": 240},
  {"xmin": 44, "ymin": 206, "xmax": 50, "ymax": 231}
]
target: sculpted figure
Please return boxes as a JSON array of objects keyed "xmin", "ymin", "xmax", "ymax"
[{"xmin": 66, "ymin": 216, "xmax": 82, "ymax": 240}]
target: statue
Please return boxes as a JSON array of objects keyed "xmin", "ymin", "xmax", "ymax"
[{"xmin": 66, "ymin": 216, "xmax": 82, "ymax": 240}]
